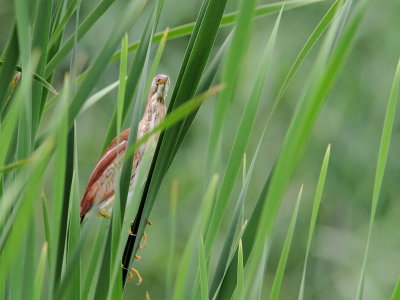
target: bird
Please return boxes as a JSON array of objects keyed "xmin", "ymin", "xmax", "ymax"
[{"xmin": 80, "ymin": 74, "xmax": 170, "ymax": 222}]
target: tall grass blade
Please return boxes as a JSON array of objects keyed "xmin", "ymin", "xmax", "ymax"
[
  {"xmin": 50, "ymin": 74, "xmax": 70, "ymax": 294},
  {"xmin": 166, "ymin": 180, "xmax": 179, "ymax": 298},
  {"xmin": 269, "ymin": 185, "xmax": 303, "ymax": 300},
  {"xmin": 31, "ymin": 0, "xmax": 52, "ymax": 138},
  {"xmin": 298, "ymin": 145, "xmax": 330, "ymax": 300},
  {"xmin": 65, "ymin": 132, "xmax": 81, "ymax": 300},
  {"xmin": 236, "ymin": 239, "xmax": 244, "ymax": 300},
  {"xmin": 198, "ymin": 235, "xmax": 209, "ymax": 300},
  {"xmin": 356, "ymin": 59, "xmax": 400, "ymax": 299},
  {"xmin": 33, "ymin": 242, "xmax": 48, "ymax": 300}
]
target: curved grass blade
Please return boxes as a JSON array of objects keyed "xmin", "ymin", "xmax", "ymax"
[
  {"xmin": 78, "ymin": 80, "xmax": 121, "ymax": 114},
  {"xmin": 111, "ymin": 0, "xmax": 323, "ymax": 61},
  {"xmin": 123, "ymin": 85, "xmax": 225, "ymax": 159},
  {"xmin": 0, "ymin": 62, "xmax": 58, "ymax": 95},
  {"xmin": 298, "ymin": 145, "xmax": 330, "ymax": 300},
  {"xmin": 356, "ymin": 59, "xmax": 400, "ymax": 300},
  {"xmin": 269, "ymin": 185, "xmax": 303, "ymax": 300},
  {"xmin": 0, "ymin": 157, "xmax": 36, "ymax": 174},
  {"xmin": 0, "ymin": 139, "xmax": 54, "ymax": 265}
]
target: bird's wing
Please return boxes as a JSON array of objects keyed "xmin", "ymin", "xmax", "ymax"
[{"xmin": 80, "ymin": 129, "xmax": 131, "ymax": 219}]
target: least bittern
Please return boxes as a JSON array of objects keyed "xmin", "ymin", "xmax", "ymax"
[{"xmin": 80, "ymin": 74, "xmax": 169, "ymax": 221}]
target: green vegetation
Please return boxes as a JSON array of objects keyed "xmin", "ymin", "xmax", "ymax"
[{"xmin": 0, "ymin": 0, "xmax": 399, "ymax": 299}]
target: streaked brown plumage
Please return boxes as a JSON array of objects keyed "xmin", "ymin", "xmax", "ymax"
[{"xmin": 80, "ymin": 74, "xmax": 170, "ymax": 221}]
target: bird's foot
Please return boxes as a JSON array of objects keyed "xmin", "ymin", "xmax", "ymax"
[{"xmin": 99, "ymin": 209, "xmax": 111, "ymax": 219}]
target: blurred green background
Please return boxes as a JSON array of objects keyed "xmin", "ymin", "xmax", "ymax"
[{"xmin": 1, "ymin": 0, "xmax": 399, "ymax": 299}]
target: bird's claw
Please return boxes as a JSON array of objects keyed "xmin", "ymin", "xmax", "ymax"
[
  {"xmin": 129, "ymin": 267, "xmax": 143, "ymax": 285},
  {"xmin": 139, "ymin": 232, "xmax": 147, "ymax": 250},
  {"xmin": 122, "ymin": 264, "xmax": 143, "ymax": 285}
]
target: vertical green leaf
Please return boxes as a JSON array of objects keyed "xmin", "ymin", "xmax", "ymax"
[
  {"xmin": 167, "ymin": 180, "xmax": 179, "ymax": 298},
  {"xmin": 298, "ymin": 145, "xmax": 330, "ymax": 300},
  {"xmin": 33, "ymin": 242, "xmax": 48, "ymax": 300},
  {"xmin": 356, "ymin": 59, "xmax": 400, "ymax": 299},
  {"xmin": 31, "ymin": 0, "xmax": 52, "ymax": 138},
  {"xmin": 269, "ymin": 185, "xmax": 303, "ymax": 300},
  {"xmin": 198, "ymin": 235, "xmax": 209, "ymax": 300},
  {"xmin": 236, "ymin": 240, "xmax": 244, "ymax": 300}
]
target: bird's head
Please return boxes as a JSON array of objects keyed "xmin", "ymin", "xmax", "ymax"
[{"xmin": 149, "ymin": 74, "xmax": 170, "ymax": 103}]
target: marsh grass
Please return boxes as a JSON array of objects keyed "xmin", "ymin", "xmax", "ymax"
[{"xmin": 0, "ymin": 0, "xmax": 399, "ymax": 299}]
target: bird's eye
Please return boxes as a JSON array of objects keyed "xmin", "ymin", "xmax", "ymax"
[{"xmin": 155, "ymin": 79, "xmax": 160, "ymax": 85}]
